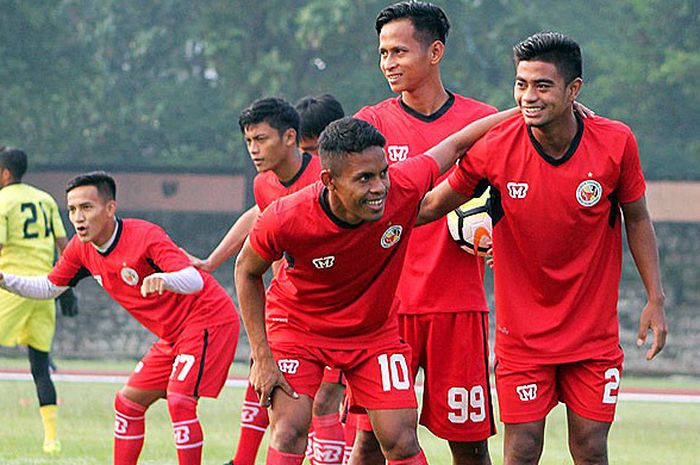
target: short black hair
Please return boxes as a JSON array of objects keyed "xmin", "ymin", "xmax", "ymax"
[
  {"xmin": 376, "ymin": 1, "xmax": 450, "ymax": 47},
  {"xmin": 0, "ymin": 146, "xmax": 28, "ymax": 181},
  {"xmin": 513, "ymin": 32, "xmax": 582, "ymax": 84},
  {"xmin": 238, "ymin": 97, "xmax": 300, "ymax": 143},
  {"xmin": 318, "ymin": 117, "xmax": 386, "ymax": 172},
  {"xmin": 66, "ymin": 171, "xmax": 116, "ymax": 201},
  {"xmin": 295, "ymin": 94, "xmax": 345, "ymax": 140}
]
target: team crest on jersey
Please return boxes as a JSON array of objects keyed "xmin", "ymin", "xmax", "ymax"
[
  {"xmin": 120, "ymin": 266, "xmax": 140, "ymax": 286},
  {"xmin": 576, "ymin": 180, "xmax": 603, "ymax": 207},
  {"xmin": 506, "ymin": 182, "xmax": 529, "ymax": 199},
  {"xmin": 387, "ymin": 145, "xmax": 409, "ymax": 162},
  {"xmin": 380, "ymin": 225, "xmax": 403, "ymax": 248}
]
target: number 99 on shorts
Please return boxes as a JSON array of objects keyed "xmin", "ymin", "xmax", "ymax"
[{"xmin": 448, "ymin": 386, "xmax": 486, "ymax": 423}]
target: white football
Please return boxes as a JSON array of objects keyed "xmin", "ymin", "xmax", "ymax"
[{"xmin": 446, "ymin": 188, "xmax": 492, "ymax": 256}]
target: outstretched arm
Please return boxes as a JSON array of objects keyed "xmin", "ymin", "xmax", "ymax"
[
  {"xmin": 184, "ymin": 205, "xmax": 260, "ymax": 272},
  {"xmin": 621, "ymin": 196, "xmax": 667, "ymax": 360},
  {"xmin": 417, "ymin": 179, "xmax": 470, "ymax": 226},
  {"xmin": 0, "ymin": 272, "xmax": 68, "ymax": 299},
  {"xmin": 235, "ymin": 239, "xmax": 298, "ymax": 407},
  {"xmin": 425, "ymin": 107, "xmax": 519, "ymax": 175}
]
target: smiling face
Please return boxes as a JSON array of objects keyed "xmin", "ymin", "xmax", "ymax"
[
  {"xmin": 514, "ymin": 60, "xmax": 582, "ymax": 128},
  {"xmin": 378, "ymin": 19, "xmax": 440, "ymax": 94},
  {"xmin": 243, "ymin": 121, "xmax": 296, "ymax": 174},
  {"xmin": 66, "ymin": 185, "xmax": 116, "ymax": 246},
  {"xmin": 322, "ymin": 146, "xmax": 390, "ymax": 224}
]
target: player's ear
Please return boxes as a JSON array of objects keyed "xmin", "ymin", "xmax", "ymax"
[
  {"xmin": 429, "ymin": 40, "xmax": 445, "ymax": 65},
  {"xmin": 567, "ymin": 77, "xmax": 583, "ymax": 103},
  {"xmin": 106, "ymin": 199, "xmax": 117, "ymax": 217},
  {"xmin": 283, "ymin": 128, "xmax": 297, "ymax": 147},
  {"xmin": 320, "ymin": 169, "xmax": 335, "ymax": 190}
]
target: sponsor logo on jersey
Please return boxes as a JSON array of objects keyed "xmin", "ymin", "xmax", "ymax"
[
  {"xmin": 278, "ymin": 359, "xmax": 300, "ymax": 374},
  {"xmin": 120, "ymin": 266, "xmax": 139, "ymax": 286},
  {"xmin": 380, "ymin": 225, "xmax": 403, "ymax": 248},
  {"xmin": 387, "ymin": 145, "xmax": 409, "ymax": 162},
  {"xmin": 312, "ymin": 255, "xmax": 335, "ymax": 269},
  {"xmin": 576, "ymin": 179, "xmax": 603, "ymax": 207},
  {"xmin": 516, "ymin": 383, "xmax": 538, "ymax": 401},
  {"xmin": 94, "ymin": 275, "xmax": 103, "ymax": 287},
  {"xmin": 507, "ymin": 182, "xmax": 529, "ymax": 199}
]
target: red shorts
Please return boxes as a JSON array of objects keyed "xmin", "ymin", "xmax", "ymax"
[
  {"xmin": 322, "ymin": 367, "xmax": 346, "ymax": 385},
  {"xmin": 127, "ymin": 321, "xmax": 239, "ymax": 398},
  {"xmin": 401, "ymin": 312, "xmax": 495, "ymax": 442},
  {"xmin": 270, "ymin": 340, "xmax": 417, "ymax": 412},
  {"xmin": 495, "ymin": 346, "xmax": 624, "ymax": 423}
]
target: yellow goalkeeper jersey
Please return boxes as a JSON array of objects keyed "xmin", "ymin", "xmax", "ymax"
[{"xmin": 0, "ymin": 183, "xmax": 66, "ymax": 276}]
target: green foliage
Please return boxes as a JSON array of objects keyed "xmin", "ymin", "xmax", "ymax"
[{"xmin": 0, "ymin": 0, "xmax": 698, "ymax": 178}]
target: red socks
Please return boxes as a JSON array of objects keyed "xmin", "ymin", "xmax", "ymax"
[
  {"xmin": 233, "ymin": 381, "xmax": 270, "ymax": 465},
  {"xmin": 388, "ymin": 450, "xmax": 428, "ymax": 465},
  {"xmin": 113, "ymin": 391, "xmax": 147, "ymax": 465},
  {"xmin": 310, "ymin": 412, "xmax": 345, "ymax": 465},
  {"xmin": 167, "ymin": 392, "xmax": 203, "ymax": 465},
  {"xmin": 266, "ymin": 447, "xmax": 305, "ymax": 465}
]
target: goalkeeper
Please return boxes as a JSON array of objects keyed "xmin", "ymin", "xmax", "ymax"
[{"xmin": 0, "ymin": 147, "xmax": 78, "ymax": 455}]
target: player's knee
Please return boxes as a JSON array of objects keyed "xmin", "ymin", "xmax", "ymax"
[
  {"xmin": 271, "ymin": 417, "xmax": 310, "ymax": 452},
  {"xmin": 449, "ymin": 440, "xmax": 491, "ymax": 465},
  {"xmin": 569, "ymin": 431, "xmax": 608, "ymax": 464},
  {"xmin": 506, "ymin": 429, "xmax": 543, "ymax": 464},
  {"xmin": 312, "ymin": 384, "xmax": 344, "ymax": 416},
  {"xmin": 351, "ymin": 430, "xmax": 384, "ymax": 461},
  {"xmin": 379, "ymin": 427, "xmax": 420, "ymax": 461},
  {"xmin": 166, "ymin": 392, "xmax": 198, "ymax": 420}
]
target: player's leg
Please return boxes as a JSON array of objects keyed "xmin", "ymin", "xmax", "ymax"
[
  {"xmin": 502, "ymin": 421, "xmax": 546, "ymax": 465},
  {"xmin": 228, "ymin": 376, "xmax": 270, "ymax": 465},
  {"xmin": 347, "ymin": 412, "xmax": 385, "ymax": 465},
  {"xmin": 167, "ymin": 322, "xmax": 239, "ymax": 465},
  {"xmin": 310, "ymin": 368, "xmax": 346, "ymax": 465},
  {"xmin": 22, "ymin": 298, "xmax": 60, "ymax": 454},
  {"xmin": 116, "ymin": 341, "xmax": 171, "ymax": 465},
  {"xmin": 418, "ymin": 313, "xmax": 495, "ymax": 465},
  {"xmin": 558, "ymin": 349, "xmax": 623, "ymax": 465},
  {"xmin": 494, "ymin": 357, "xmax": 558, "ymax": 465},
  {"xmin": 367, "ymin": 409, "xmax": 425, "ymax": 464}
]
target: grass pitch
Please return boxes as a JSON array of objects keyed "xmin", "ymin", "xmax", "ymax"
[{"xmin": 1, "ymin": 360, "xmax": 698, "ymax": 464}]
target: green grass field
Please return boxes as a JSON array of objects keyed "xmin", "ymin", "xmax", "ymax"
[{"xmin": 1, "ymin": 359, "xmax": 699, "ymax": 464}]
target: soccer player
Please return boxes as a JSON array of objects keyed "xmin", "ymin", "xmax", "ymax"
[
  {"xmin": 0, "ymin": 147, "xmax": 76, "ymax": 455},
  {"xmin": 353, "ymin": 3, "xmax": 497, "ymax": 464},
  {"xmin": 0, "ymin": 171, "xmax": 240, "ymax": 465},
  {"xmin": 190, "ymin": 97, "xmax": 346, "ymax": 465},
  {"xmin": 418, "ymin": 32, "xmax": 668, "ymax": 465},
  {"xmin": 235, "ymin": 109, "xmax": 517, "ymax": 465}
]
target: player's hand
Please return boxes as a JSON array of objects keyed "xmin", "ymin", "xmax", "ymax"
[
  {"xmin": 250, "ymin": 354, "xmax": 299, "ymax": 407},
  {"xmin": 485, "ymin": 247, "xmax": 494, "ymax": 269},
  {"xmin": 637, "ymin": 300, "xmax": 668, "ymax": 360},
  {"xmin": 57, "ymin": 288, "xmax": 79, "ymax": 317},
  {"xmin": 140, "ymin": 275, "xmax": 166, "ymax": 297},
  {"xmin": 573, "ymin": 101, "xmax": 595, "ymax": 119},
  {"xmin": 180, "ymin": 248, "xmax": 213, "ymax": 272}
]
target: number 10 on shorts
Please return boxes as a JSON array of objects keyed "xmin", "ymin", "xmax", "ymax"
[{"xmin": 377, "ymin": 353, "xmax": 410, "ymax": 391}]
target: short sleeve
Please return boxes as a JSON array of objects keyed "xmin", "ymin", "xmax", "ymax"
[
  {"xmin": 248, "ymin": 203, "xmax": 284, "ymax": 263},
  {"xmin": 354, "ymin": 107, "xmax": 381, "ymax": 133},
  {"xmin": 391, "ymin": 154, "xmax": 440, "ymax": 198},
  {"xmin": 49, "ymin": 198, "xmax": 67, "ymax": 239},
  {"xmin": 48, "ymin": 237, "xmax": 89, "ymax": 286},
  {"xmin": 144, "ymin": 225, "xmax": 192, "ymax": 272},
  {"xmin": 616, "ymin": 132, "xmax": 646, "ymax": 204},
  {"xmin": 448, "ymin": 136, "xmax": 490, "ymax": 198}
]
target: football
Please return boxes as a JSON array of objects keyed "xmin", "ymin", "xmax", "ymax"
[{"xmin": 446, "ymin": 188, "xmax": 492, "ymax": 256}]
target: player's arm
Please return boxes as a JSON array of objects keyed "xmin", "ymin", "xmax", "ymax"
[
  {"xmin": 0, "ymin": 272, "xmax": 69, "ymax": 299},
  {"xmin": 184, "ymin": 205, "xmax": 260, "ymax": 272},
  {"xmin": 55, "ymin": 236, "xmax": 68, "ymax": 256},
  {"xmin": 424, "ymin": 107, "xmax": 519, "ymax": 175},
  {"xmin": 621, "ymin": 195, "xmax": 667, "ymax": 360},
  {"xmin": 140, "ymin": 266, "xmax": 204, "ymax": 297},
  {"xmin": 416, "ymin": 180, "xmax": 471, "ymax": 226},
  {"xmin": 235, "ymin": 238, "xmax": 297, "ymax": 407}
]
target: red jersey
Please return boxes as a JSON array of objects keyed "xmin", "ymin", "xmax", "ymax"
[
  {"xmin": 449, "ymin": 114, "xmax": 646, "ymax": 363},
  {"xmin": 253, "ymin": 152, "xmax": 321, "ymax": 211},
  {"xmin": 356, "ymin": 93, "xmax": 497, "ymax": 314},
  {"xmin": 249, "ymin": 155, "xmax": 440, "ymax": 349},
  {"xmin": 48, "ymin": 219, "xmax": 237, "ymax": 341}
]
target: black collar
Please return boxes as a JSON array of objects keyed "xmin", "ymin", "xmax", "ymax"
[
  {"xmin": 399, "ymin": 91, "xmax": 455, "ymax": 123},
  {"xmin": 319, "ymin": 187, "xmax": 363, "ymax": 229},
  {"xmin": 280, "ymin": 152, "xmax": 312, "ymax": 188},
  {"xmin": 98, "ymin": 218, "xmax": 123, "ymax": 257},
  {"xmin": 527, "ymin": 112, "xmax": 584, "ymax": 166}
]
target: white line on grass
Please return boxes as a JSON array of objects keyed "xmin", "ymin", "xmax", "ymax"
[{"xmin": 1, "ymin": 372, "xmax": 699, "ymax": 404}]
